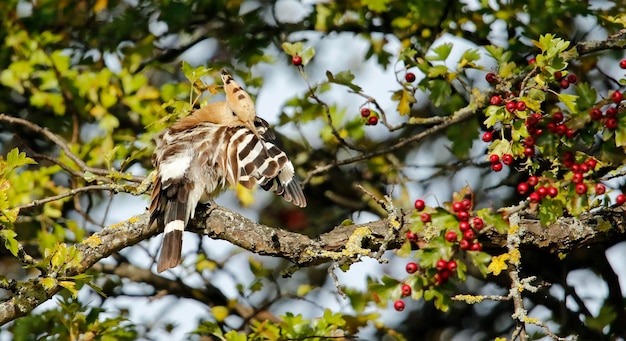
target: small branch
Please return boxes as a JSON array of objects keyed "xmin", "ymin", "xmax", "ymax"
[
  {"xmin": 297, "ymin": 68, "xmax": 365, "ymax": 153},
  {"xmin": 303, "ymin": 101, "xmax": 476, "ymax": 185},
  {"xmin": 0, "ymin": 114, "xmax": 144, "ymax": 184},
  {"xmin": 13, "ymin": 185, "xmax": 114, "ymax": 210}
]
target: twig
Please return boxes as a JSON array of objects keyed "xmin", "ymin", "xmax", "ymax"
[
  {"xmin": 297, "ymin": 68, "xmax": 365, "ymax": 153},
  {"xmin": 13, "ymin": 185, "xmax": 114, "ymax": 210},
  {"xmin": 303, "ymin": 101, "xmax": 474, "ymax": 185},
  {"xmin": 0, "ymin": 114, "xmax": 144, "ymax": 183}
]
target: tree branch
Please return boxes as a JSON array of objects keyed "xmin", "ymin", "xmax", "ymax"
[{"xmin": 1, "ymin": 203, "xmax": 624, "ymax": 326}]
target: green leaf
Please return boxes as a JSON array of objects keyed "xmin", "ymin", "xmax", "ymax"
[
  {"xmin": 557, "ymin": 93, "xmax": 578, "ymax": 113},
  {"xmin": 281, "ymin": 42, "xmax": 303, "ymax": 56},
  {"xmin": 428, "ymin": 80, "xmax": 452, "ymax": 107},
  {"xmin": 300, "ymin": 47, "xmax": 315, "ymax": 66},
  {"xmin": 0, "ymin": 229, "xmax": 19, "ymax": 257},
  {"xmin": 574, "ymin": 82, "xmax": 597, "ymax": 111},
  {"xmin": 5, "ymin": 148, "xmax": 37, "ymax": 173},
  {"xmin": 361, "ymin": 0, "xmax": 391, "ymax": 12},
  {"xmin": 326, "ymin": 70, "xmax": 362, "ymax": 92},
  {"xmin": 427, "ymin": 43, "xmax": 453, "ymax": 61}
]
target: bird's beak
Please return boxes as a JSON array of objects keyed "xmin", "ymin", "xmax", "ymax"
[{"xmin": 246, "ymin": 121, "xmax": 263, "ymax": 141}]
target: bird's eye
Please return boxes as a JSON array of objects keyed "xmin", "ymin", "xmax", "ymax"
[{"xmin": 231, "ymin": 111, "xmax": 236, "ymax": 116}]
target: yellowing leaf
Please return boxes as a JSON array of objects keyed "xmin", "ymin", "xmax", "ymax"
[
  {"xmin": 58, "ymin": 280, "xmax": 78, "ymax": 297},
  {"xmin": 40, "ymin": 277, "xmax": 57, "ymax": 290},
  {"xmin": 297, "ymin": 284, "xmax": 312, "ymax": 296},
  {"xmin": 211, "ymin": 306, "xmax": 229, "ymax": 323},
  {"xmin": 235, "ymin": 184, "xmax": 255, "ymax": 208},
  {"xmin": 397, "ymin": 89, "xmax": 416, "ymax": 115}
]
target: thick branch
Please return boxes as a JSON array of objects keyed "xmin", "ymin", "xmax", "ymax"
[{"xmin": 1, "ymin": 204, "xmax": 625, "ymax": 325}]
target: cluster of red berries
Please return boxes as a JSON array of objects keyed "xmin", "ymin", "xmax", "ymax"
[
  {"xmin": 360, "ymin": 108, "xmax": 378, "ymax": 126},
  {"xmin": 516, "ymin": 175, "xmax": 559, "ymax": 203},
  {"xmin": 554, "ymin": 71, "xmax": 577, "ymax": 89},
  {"xmin": 434, "ymin": 258, "xmax": 457, "ymax": 285},
  {"xmin": 590, "ymin": 105, "xmax": 620, "ymax": 130},
  {"xmin": 446, "ymin": 199, "xmax": 483, "ymax": 251}
]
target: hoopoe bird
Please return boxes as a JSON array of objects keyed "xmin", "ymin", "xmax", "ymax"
[{"xmin": 149, "ymin": 69, "xmax": 306, "ymax": 273}]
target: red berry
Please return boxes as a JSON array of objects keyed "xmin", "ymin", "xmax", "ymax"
[
  {"xmin": 566, "ymin": 74, "xmax": 577, "ymax": 84},
  {"xmin": 611, "ymin": 91, "xmax": 623, "ymax": 103},
  {"xmin": 463, "ymin": 229, "xmax": 475, "ymax": 240},
  {"xmin": 452, "ymin": 201, "xmax": 464, "ymax": 212},
  {"xmin": 459, "ymin": 221, "xmax": 470, "ymax": 232},
  {"xmin": 489, "ymin": 154, "xmax": 500, "ymax": 163},
  {"xmin": 470, "ymin": 243, "xmax": 482, "ymax": 251},
  {"xmin": 529, "ymin": 192, "xmax": 541, "ymax": 203},
  {"xmin": 406, "ymin": 262, "xmax": 418, "ymax": 274},
  {"xmin": 523, "ymin": 147, "xmax": 535, "ymax": 157},
  {"xmin": 505, "ymin": 101, "xmax": 517, "ymax": 113},
  {"xmin": 292, "ymin": 55, "xmax": 302, "ymax": 66},
  {"xmin": 526, "ymin": 115, "xmax": 539, "ymax": 127},
  {"xmin": 401, "ymin": 284, "xmax": 412, "ymax": 297},
  {"xmin": 368, "ymin": 116, "xmax": 378, "ymax": 125},
  {"xmin": 548, "ymin": 186, "xmax": 558, "ymax": 198},
  {"xmin": 457, "ymin": 211, "xmax": 469, "ymax": 221},
  {"xmin": 490, "ymin": 95, "xmax": 502, "ymax": 106},
  {"xmin": 546, "ymin": 122, "xmax": 557, "ymax": 132},
  {"xmin": 414, "ymin": 199, "xmax": 425, "ymax": 211},
  {"xmin": 606, "ymin": 118, "xmax": 618, "ymax": 130},
  {"xmin": 420, "ymin": 212, "xmax": 431, "ymax": 223},
  {"xmin": 461, "ymin": 199, "xmax": 472, "ymax": 211},
  {"xmin": 554, "ymin": 71, "xmax": 563, "ymax": 81},
  {"xmin": 502, "ymin": 154, "xmax": 514, "ymax": 165},
  {"xmin": 534, "ymin": 128, "xmax": 543, "ymax": 135},
  {"xmin": 482, "ymin": 131, "xmax": 493, "ymax": 142},
  {"xmin": 527, "ymin": 176, "xmax": 538, "ymax": 187},
  {"xmin": 559, "ymin": 79, "xmax": 570, "ymax": 89},
  {"xmin": 537, "ymin": 186, "xmax": 548, "ymax": 198},
  {"xmin": 406, "ymin": 231, "xmax": 418, "ymax": 243},
  {"xmin": 459, "ymin": 239, "xmax": 470, "ymax": 250},
  {"xmin": 579, "ymin": 163, "xmax": 589, "ymax": 173},
  {"xmin": 524, "ymin": 136, "xmax": 535, "ymax": 147},
  {"xmin": 436, "ymin": 259, "xmax": 448, "ymax": 271},
  {"xmin": 434, "ymin": 271, "xmax": 450, "ymax": 285},
  {"xmin": 572, "ymin": 172, "xmax": 584, "ymax": 184},
  {"xmin": 620, "ymin": 59, "xmax": 626, "ymax": 69},
  {"xmin": 606, "ymin": 107, "xmax": 618, "ymax": 118},
  {"xmin": 575, "ymin": 183, "xmax": 588, "ymax": 195},
  {"xmin": 447, "ymin": 260, "xmax": 458, "ymax": 271},
  {"xmin": 517, "ymin": 182, "xmax": 530, "ymax": 195},
  {"xmin": 445, "ymin": 231, "xmax": 458, "ymax": 242},
  {"xmin": 552, "ymin": 111, "xmax": 564, "ymax": 123},
  {"xmin": 616, "ymin": 194, "xmax": 626, "ymax": 205},
  {"xmin": 473, "ymin": 217, "xmax": 484, "ymax": 230},
  {"xmin": 555, "ymin": 124, "xmax": 567, "ymax": 135},
  {"xmin": 595, "ymin": 183, "xmax": 606, "ymax": 195},
  {"xmin": 405, "ymin": 72, "xmax": 416, "ymax": 83},
  {"xmin": 586, "ymin": 159, "xmax": 597, "ymax": 170},
  {"xmin": 516, "ymin": 101, "xmax": 527, "ymax": 111},
  {"xmin": 590, "ymin": 108, "xmax": 603, "ymax": 120},
  {"xmin": 394, "ymin": 300, "xmax": 405, "ymax": 311},
  {"xmin": 571, "ymin": 164, "xmax": 580, "ymax": 172},
  {"xmin": 563, "ymin": 151, "xmax": 574, "ymax": 162},
  {"xmin": 486, "ymin": 73, "xmax": 497, "ymax": 83},
  {"xmin": 360, "ymin": 108, "xmax": 371, "ymax": 117},
  {"xmin": 491, "ymin": 162, "xmax": 503, "ymax": 172}
]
